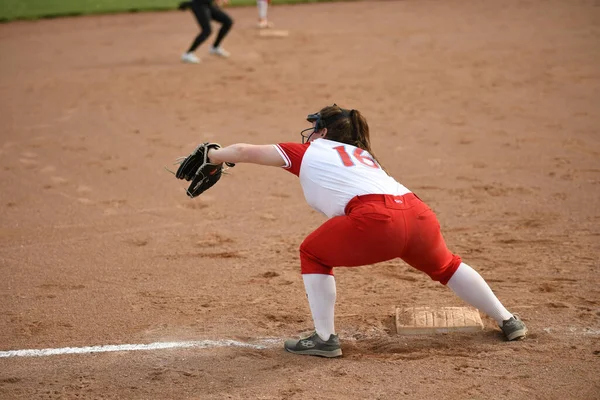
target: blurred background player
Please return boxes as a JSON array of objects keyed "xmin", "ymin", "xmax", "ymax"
[
  {"xmin": 257, "ymin": 0, "xmax": 273, "ymax": 29},
  {"xmin": 199, "ymin": 104, "xmax": 529, "ymax": 358},
  {"xmin": 179, "ymin": 0, "xmax": 233, "ymax": 64}
]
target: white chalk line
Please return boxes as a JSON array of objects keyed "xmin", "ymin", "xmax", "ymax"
[
  {"xmin": 0, "ymin": 338, "xmax": 281, "ymax": 359},
  {"xmin": 542, "ymin": 327, "xmax": 600, "ymax": 336},
  {"xmin": 3, "ymin": 326, "xmax": 597, "ymax": 359}
]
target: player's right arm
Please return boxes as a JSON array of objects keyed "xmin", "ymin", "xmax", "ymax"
[{"xmin": 208, "ymin": 143, "xmax": 285, "ymax": 167}]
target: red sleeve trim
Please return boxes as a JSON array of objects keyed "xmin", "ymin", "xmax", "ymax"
[
  {"xmin": 275, "ymin": 142, "xmax": 309, "ymax": 176},
  {"xmin": 273, "ymin": 144, "xmax": 291, "ymax": 168}
]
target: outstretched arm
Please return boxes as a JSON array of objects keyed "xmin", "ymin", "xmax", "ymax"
[{"xmin": 208, "ymin": 143, "xmax": 286, "ymax": 167}]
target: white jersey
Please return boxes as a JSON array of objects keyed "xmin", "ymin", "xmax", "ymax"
[{"xmin": 274, "ymin": 138, "xmax": 411, "ymax": 218}]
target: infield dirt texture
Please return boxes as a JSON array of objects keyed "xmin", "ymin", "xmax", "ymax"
[{"xmin": 1, "ymin": 0, "xmax": 599, "ymax": 399}]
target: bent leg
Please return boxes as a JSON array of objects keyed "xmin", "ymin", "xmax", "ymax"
[
  {"xmin": 298, "ymin": 204, "xmax": 403, "ymax": 342},
  {"xmin": 447, "ymin": 262, "xmax": 513, "ymax": 324},
  {"xmin": 447, "ymin": 262, "xmax": 527, "ymax": 340},
  {"xmin": 187, "ymin": 3, "xmax": 212, "ymax": 52},
  {"xmin": 400, "ymin": 199, "xmax": 461, "ymax": 284},
  {"xmin": 400, "ymin": 197, "xmax": 526, "ymax": 339},
  {"xmin": 300, "ymin": 209, "xmax": 401, "ymax": 275},
  {"xmin": 302, "ymin": 274, "xmax": 336, "ymax": 341},
  {"xmin": 209, "ymin": 4, "xmax": 233, "ymax": 48}
]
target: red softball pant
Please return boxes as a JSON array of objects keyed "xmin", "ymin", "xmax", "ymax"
[{"xmin": 299, "ymin": 193, "xmax": 461, "ymax": 285}]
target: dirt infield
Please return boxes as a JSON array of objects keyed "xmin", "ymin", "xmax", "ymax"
[{"xmin": 1, "ymin": 0, "xmax": 599, "ymax": 398}]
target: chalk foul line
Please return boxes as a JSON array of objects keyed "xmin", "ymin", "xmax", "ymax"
[{"xmin": 0, "ymin": 339, "xmax": 281, "ymax": 358}]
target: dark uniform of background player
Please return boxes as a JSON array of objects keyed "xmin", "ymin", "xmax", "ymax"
[{"xmin": 179, "ymin": 0, "xmax": 233, "ymax": 63}]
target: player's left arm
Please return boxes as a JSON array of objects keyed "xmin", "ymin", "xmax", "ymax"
[{"xmin": 208, "ymin": 143, "xmax": 285, "ymax": 167}]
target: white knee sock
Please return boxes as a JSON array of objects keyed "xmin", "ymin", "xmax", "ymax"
[
  {"xmin": 257, "ymin": 0, "xmax": 268, "ymax": 20},
  {"xmin": 302, "ymin": 274, "xmax": 336, "ymax": 341},
  {"xmin": 447, "ymin": 262, "xmax": 513, "ymax": 325}
]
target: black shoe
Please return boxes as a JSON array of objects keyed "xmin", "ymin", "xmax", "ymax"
[
  {"xmin": 500, "ymin": 315, "xmax": 528, "ymax": 341},
  {"xmin": 284, "ymin": 331, "xmax": 342, "ymax": 358}
]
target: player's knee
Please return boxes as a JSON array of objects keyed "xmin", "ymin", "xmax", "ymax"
[
  {"xmin": 299, "ymin": 243, "xmax": 332, "ymax": 275},
  {"xmin": 427, "ymin": 255, "xmax": 462, "ymax": 285}
]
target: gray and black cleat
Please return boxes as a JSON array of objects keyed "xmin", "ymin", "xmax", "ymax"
[{"xmin": 284, "ymin": 331, "xmax": 342, "ymax": 358}]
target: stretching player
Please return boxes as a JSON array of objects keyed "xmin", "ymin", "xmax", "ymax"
[
  {"xmin": 179, "ymin": 0, "xmax": 233, "ymax": 64},
  {"xmin": 205, "ymin": 104, "xmax": 528, "ymax": 358}
]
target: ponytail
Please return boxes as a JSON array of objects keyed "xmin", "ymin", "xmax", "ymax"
[
  {"xmin": 318, "ymin": 105, "xmax": 387, "ymax": 172},
  {"xmin": 349, "ymin": 109, "xmax": 385, "ymax": 171}
]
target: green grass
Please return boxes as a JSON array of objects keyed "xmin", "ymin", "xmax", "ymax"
[{"xmin": 0, "ymin": 0, "xmax": 331, "ymax": 22}]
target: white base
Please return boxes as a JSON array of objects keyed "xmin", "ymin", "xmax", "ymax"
[
  {"xmin": 258, "ymin": 29, "xmax": 289, "ymax": 38},
  {"xmin": 395, "ymin": 306, "xmax": 484, "ymax": 335}
]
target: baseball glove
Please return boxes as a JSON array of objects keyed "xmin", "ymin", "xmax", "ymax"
[{"xmin": 174, "ymin": 143, "xmax": 234, "ymax": 198}]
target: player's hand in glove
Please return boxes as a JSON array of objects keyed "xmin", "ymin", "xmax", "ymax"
[{"xmin": 174, "ymin": 142, "xmax": 234, "ymax": 198}]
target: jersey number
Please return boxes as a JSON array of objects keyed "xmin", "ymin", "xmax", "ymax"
[{"xmin": 333, "ymin": 146, "xmax": 380, "ymax": 169}]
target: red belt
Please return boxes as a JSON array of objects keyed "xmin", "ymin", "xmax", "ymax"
[{"xmin": 344, "ymin": 192, "xmax": 417, "ymax": 214}]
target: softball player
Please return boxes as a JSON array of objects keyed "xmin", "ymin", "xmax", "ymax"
[
  {"xmin": 257, "ymin": 0, "xmax": 273, "ymax": 29},
  {"xmin": 179, "ymin": 0, "xmax": 233, "ymax": 64},
  {"xmin": 207, "ymin": 104, "xmax": 528, "ymax": 357}
]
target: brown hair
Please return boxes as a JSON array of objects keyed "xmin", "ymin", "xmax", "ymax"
[{"xmin": 317, "ymin": 105, "xmax": 385, "ymax": 170}]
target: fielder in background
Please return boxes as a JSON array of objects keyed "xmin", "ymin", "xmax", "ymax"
[
  {"xmin": 257, "ymin": 0, "xmax": 274, "ymax": 29},
  {"xmin": 194, "ymin": 105, "xmax": 529, "ymax": 358},
  {"xmin": 178, "ymin": 0, "xmax": 233, "ymax": 64}
]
